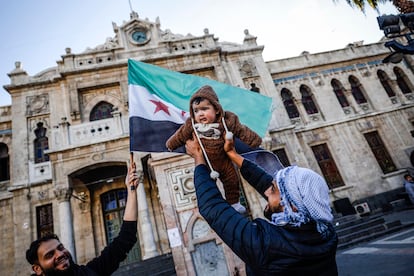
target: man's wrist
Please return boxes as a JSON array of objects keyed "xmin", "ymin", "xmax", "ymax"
[
  {"xmin": 226, "ymin": 150, "xmax": 237, "ymax": 160},
  {"xmin": 194, "ymin": 154, "xmax": 205, "ymax": 165}
]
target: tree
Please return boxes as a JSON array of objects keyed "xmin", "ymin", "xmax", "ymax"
[{"xmin": 338, "ymin": 0, "xmax": 414, "ymax": 13}]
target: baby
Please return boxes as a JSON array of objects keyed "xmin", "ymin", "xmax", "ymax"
[{"xmin": 166, "ymin": 85, "xmax": 262, "ymax": 213}]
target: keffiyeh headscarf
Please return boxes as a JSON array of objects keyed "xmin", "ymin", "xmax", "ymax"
[
  {"xmin": 272, "ymin": 166, "xmax": 333, "ymax": 235},
  {"xmin": 242, "ymin": 150, "xmax": 333, "ymax": 236}
]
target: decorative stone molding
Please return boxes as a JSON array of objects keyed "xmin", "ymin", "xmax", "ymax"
[
  {"xmin": 192, "ymin": 218, "xmax": 210, "ymax": 240},
  {"xmin": 356, "ymin": 120, "xmax": 375, "ymax": 132},
  {"xmin": 54, "ymin": 187, "xmax": 73, "ymax": 202},
  {"xmin": 161, "ymin": 29, "xmax": 185, "ymax": 41},
  {"xmin": 29, "ymin": 117, "xmax": 50, "ymax": 133},
  {"xmin": 290, "ymin": 117, "xmax": 302, "ymax": 126},
  {"xmin": 238, "ymin": 59, "xmax": 258, "ymax": 78},
  {"xmin": 26, "ymin": 94, "xmax": 49, "ymax": 116},
  {"xmin": 74, "ymin": 191, "xmax": 89, "ymax": 212},
  {"xmin": 311, "ymin": 76, "xmax": 324, "ymax": 86},
  {"xmin": 243, "ymin": 29, "xmax": 257, "ymax": 46},
  {"xmin": 191, "ymin": 240, "xmax": 228, "ymax": 275},
  {"xmin": 309, "ymin": 113, "xmax": 322, "ymax": 121},
  {"xmin": 81, "ymin": 86, "xmax": 121, "ymax": 107},
  {"xmin": 37, "ymin": 190, "xmax": 49, "ymax": 201},
  {"xmin": 169, "ymin": 168, "xmax": 196, "ymax": 211},
  {"xmin": 85, "ymin": 37, "xmax": 119, "ymax": 52},
  {"xmin": 343, "ymin": 106, "xmax": 353, "ymax": 115},
  {"xmin": 360, "ymin": 103, "xmax": 371, "ymax": 111}
]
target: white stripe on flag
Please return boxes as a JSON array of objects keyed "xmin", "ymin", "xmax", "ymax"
[{"xmin": 129, "ymin": 84, "xmax": 189, "ymax": 124}]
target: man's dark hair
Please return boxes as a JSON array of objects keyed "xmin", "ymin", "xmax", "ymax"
[
  {"xmin": 26, "ymin": 234, "xmax": 60, "ymax": 265},
  {"xmin": 404, "ymin": 174, "xmax": 412, "ymax": 180}
]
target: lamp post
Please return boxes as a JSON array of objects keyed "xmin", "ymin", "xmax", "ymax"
[{"xmin": 377, "ymin": 12, "xmax": 414, "ymax": 62}]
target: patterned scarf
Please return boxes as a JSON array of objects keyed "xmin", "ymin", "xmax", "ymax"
[{"xmin": 271, "ymin": 166, "xmax": 333, "ymax": 237}]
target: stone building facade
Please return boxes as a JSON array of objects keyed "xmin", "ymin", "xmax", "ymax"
[{"xmin": 1, "ymin": 11, "xmax": 413, "ymax": 275}]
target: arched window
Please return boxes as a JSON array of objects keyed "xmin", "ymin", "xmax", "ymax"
[
  {"xmin": 349, "ymin": 76, "xmax": 367, "ymax": 104},
  {"xmin": 377, "ymin": 70, "xmax": 396, "ymax": 97},
  {"xmin": 34, "ymin": 122, "xmax": 49, "ymax": 164},
  {"xmin": 90, "ymin": 101, "xmax": 114, "ymax": 121},
  {"xmin": 331, "ymin": 79, "xmax": 349, "ymax": 107},
  {"xmin": 281, "ymin": 88, "xmax": 299, "ymax": 119},
  {"xmin": 300, "ymin": 85, "xmax": 318, "ymax": 114},
  {"xmin": 394, "ymin": 67, "xmax": 413, "ymax": 94},
  {"xmin": 101, "ymin": 189, "xmax": 141, "ymax": 263},
  {"xmin": 0, "ymin": 143, "xmax": 10, "ymax": 181}
]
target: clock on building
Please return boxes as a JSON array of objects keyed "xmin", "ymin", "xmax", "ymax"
[{"xmin": 131, "ymin": 29, "xmax": 149, "ymax": 44}]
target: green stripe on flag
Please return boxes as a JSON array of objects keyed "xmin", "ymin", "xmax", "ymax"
[{"xmin": 128, "ymin": 59, "xmax": 272, "ymax": 137}]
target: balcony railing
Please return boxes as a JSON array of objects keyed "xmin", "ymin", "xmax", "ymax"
[{"xmin": 50, "ymin": 111, "xmax": 129, "ymax": 151}]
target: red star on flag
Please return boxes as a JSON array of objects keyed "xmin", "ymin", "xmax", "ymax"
[
  {"xmin": 181, "ymin": 110, "xmax": 186, "ymax": 117},
  {"xmin": 149, "ymin": 99, "xmax": 170, "ymax": 115}
]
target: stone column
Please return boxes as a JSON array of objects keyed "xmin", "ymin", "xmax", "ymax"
[
  {"xmin": 294, "ymin": 98, "xmax": 309, "ymax": 125},
  {"xmin": 54, "ymin": 187, "xmax": 76, "ymax": 261},
  {"xmin": 58, "ymin": 117, "xmax": 70, "ymax": 148},
  {"xmin": 344, "ymin": 89, "xmax": 362, "ymax": 114},
  {"xmin": 137, "ymin": 171, "xmax": 158, "ymax": 258},
  {"xmin": 111, "ymin": 110, "xmax": 123, "ymax": 134}
]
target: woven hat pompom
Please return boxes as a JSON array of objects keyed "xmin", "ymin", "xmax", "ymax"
[
  {"xmin": 225, "ymin": 131, "xmax": 233, "ymax": 140},
  {"xmin": 210, "ymin": 170, "xmax": 220, "ymax": 180}
]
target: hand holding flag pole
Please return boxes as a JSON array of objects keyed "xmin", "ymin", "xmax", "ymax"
[{"xmin": 130, "ymin": 152, "xmax": 136, "ymax": 191}]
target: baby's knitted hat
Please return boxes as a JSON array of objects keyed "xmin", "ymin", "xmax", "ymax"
[{"xmin": 189, "ymin": 85, "xmax": 224, "ymax": 119}]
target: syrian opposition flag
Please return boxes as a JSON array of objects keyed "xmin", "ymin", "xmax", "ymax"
[{"xmin": 128, "ymin": 59, "xmax": 273, "ymax": 153}]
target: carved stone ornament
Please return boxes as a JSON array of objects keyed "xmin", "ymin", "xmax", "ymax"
[
  {"xmin": 85, "ymin": 36, "xmax": 119, "ymax": 52},
  {"xmin": 54, "ymin": 187, "xmax": 73, "ymax": 202},
  {"xmin": 192, "ymin": 241, "xmax": 228, "ymax": 275},
  {"xmin": 239, "ymin": 60, "xmax": 258, "ymax": 78},
  {"xmin": 26, "ymin": 94, "xmax": 49, "ymax": 116},
  {"xmin": 169, "ymin": 168, "xmax": 196, "ymax": 211},
  {"xmin": 161, "ymin": 29, "xmax": 185, "ymax": 41},
  {"xmin": 192, "ymin": 218, "xmax": 210, "ymax": 240}
]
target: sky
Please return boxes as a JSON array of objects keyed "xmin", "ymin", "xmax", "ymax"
[{"xmin": 0, "ymin": 0, "xmax": 399, "ymax": 107}]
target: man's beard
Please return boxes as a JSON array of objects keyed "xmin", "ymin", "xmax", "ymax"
[
  {"xmin": 42, "ymin": 258, "xmax": 75, "ymax": 276},
  {"xmin": 263, "ymin": 204, "xmax": 283, "ymax": 220}
]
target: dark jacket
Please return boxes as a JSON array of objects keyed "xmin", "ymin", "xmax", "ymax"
[
  {"xmin": 33, "ymin": 221, "xmax": 137, "ymax": 276},
  {"xmin": 194, "ymin": 160, "xmax": 338, "ymax": 276}
]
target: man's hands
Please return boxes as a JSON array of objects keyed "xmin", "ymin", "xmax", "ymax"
[
  {"xmin": 224, "ymin": 133, "xmax": 235, "ymax": 154},
  {"xmin": 123, "ymin": 156, "xmax": 139, "ymax": 221},
  {"xmin": 126, "ymin": 161, "xmax": 139, "ymax": 191},
  {"xmin": 185, "ymin": 131, "xmax": 244, "ymax": 168},
  {"xmin": 185, "ymin": 135, "xmax": 206, "ymax": 165},
  {"xmin": 224, "ymin": 132, "xmax": 244, "ymax": 168}
]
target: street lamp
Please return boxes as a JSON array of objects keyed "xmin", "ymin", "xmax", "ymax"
[
  {"xmin": 377, "ymin": 12, "xmax": 414, "ymax": 61},
  {"xmin": 377, "ymin": 14, "xmax": 401, "ymax": 37},
  {"xmin": 382, "ymin": 51, "xmax": 404, "ymax": 63}
]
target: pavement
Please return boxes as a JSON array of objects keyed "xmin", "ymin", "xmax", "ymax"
[
  {"xmin": 336, "ymin": 206, "xmax": 414, "ymax": 276},
  {"xmin": 381, "ymin": 206, "xmax": 414, "ymax": 226}
]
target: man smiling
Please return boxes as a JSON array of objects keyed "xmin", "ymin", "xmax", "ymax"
[{"xmin": 25, "ymin": 163, "xmax": 140, "ymax": 276}]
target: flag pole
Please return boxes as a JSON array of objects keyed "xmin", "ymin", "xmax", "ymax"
[{"xmin": 130, "ymin": 152, "xmax": 136, "ymax": 190}]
